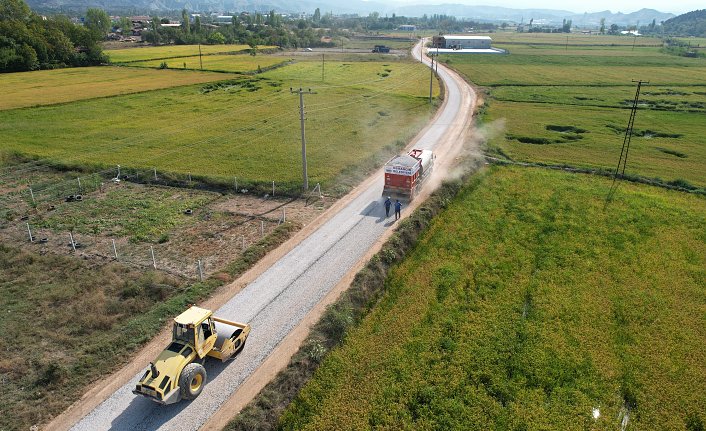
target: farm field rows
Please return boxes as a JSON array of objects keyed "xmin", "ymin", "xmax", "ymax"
[
  {"xmin": 0, "ymin": 67, "xmax": 231, "ymax": 110},
  {"xmin": 280, "ymin": 166, "xmax": 706, "ymax": 430},
  {"xmin": 443, "ymin": 37, "xmax": 706, "ymax": 187},
  {"xmin": 0, "ymin": 59, "xmax": 434, "ymax": 191}
]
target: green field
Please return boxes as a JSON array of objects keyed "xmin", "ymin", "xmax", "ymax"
[
  {"xmin": 0, "ymin": 59, "xmax": 435, "ymax": 192},
  {"xmin": 128, "ymin": 54, "xmax": 288, "ymax": 73},
  {"xmin": 105, "ymin": 44, "xmax": 275, "ymax": 63},
  {"xmin": 442, "ymin": 38, "xmax": 706, "ymax": 187},
  {"xmin": 0, "ymin": 67, "xmax": 231, "ymax": 110},
  {"xmin": 280, "ymin": 166, "xmax": 706, "ymax": 430},
  {"xmin": 485, "ymin": 31, "xmax": 662, "ymax": 47}
]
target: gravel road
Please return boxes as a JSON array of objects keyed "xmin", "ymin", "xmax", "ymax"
[{"xmin": 69, "ymin": 41, "xmax": 473, "ymax": 431}]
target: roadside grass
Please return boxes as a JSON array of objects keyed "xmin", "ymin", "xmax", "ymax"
[
  {"xmin": 0, "ymin": 220, "xmax": 299, "ymax": 431},
  {"xmin": 278, "ymin": 166, "xmax": 706, "ymax": 430},
  {"xmin": 0, "ymin": 67, "xmax": 232, "ymax": 111},
  {"xmin": 105, "ymin": 44, "xmax": 274, "ymax": 63},
  {"xmin": 127, "ymin": 54, "xmax": 288, "ymax": 73},
  {"xmin": 442, "ymin": 40, "xmax": 706, "ymax": 188},
  {"xmin": 0, "ymin": 61, "xmax": 434, "ymax": 194}
]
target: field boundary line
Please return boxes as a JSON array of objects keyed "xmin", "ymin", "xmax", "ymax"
[{"xmin": 484, "ymin": 155, "xmax": 706, "ymax": 195}]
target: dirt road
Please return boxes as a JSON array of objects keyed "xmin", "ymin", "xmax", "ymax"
[{"xmin": 57, "ymin": 40, "xmax": 477, "ymax": 431}]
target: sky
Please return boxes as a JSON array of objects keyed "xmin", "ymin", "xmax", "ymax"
[{"xmin": 388, "ymin": 0, "xmax": 700, "ymax": 15}]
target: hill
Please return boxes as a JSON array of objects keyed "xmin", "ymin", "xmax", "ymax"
[{"xmin": 662, "ymin": 9, "xmax": 706, "ymax": 37}]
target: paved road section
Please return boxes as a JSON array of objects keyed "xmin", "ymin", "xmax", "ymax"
[{"xmin": 70, "ymin": 42, "xmax": 469, "ymax": 431}]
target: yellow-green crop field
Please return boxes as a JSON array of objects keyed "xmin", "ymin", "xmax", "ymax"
[
  {"xmin": 105, "ymin": 44, "xmax": 276, "ymax": 63},
  {"xmin": 442, "ymin": 35, "xmax": 706, "ymax": 187},
  {"xmin": 0, "ymin": 59, "xmax": 435, "ymax": 190},
  {"xmin": 281, "ymin": 166, "xmax": 706, "ymax": 430},
  {"xmin": 0, "ymin": 67, "xmax": 231, "ymax": 110},
  {"xmin": 128, "ymin": 54, "xmax": 289, "ymax": 73}
]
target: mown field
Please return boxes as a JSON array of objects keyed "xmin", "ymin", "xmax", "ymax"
[
  {"xmin": 280, "ymin": 166, "xmax": 706, "ymax": 430},
  {"xmin": 0, "ymin": 67, "xmax": 230, "ymax": 110},
  {"xmin": 105, "ymin": 44, "xmax": 274, "ymax": 63},
  {"xmin": 0, "ymin": 58, "xmax": 435, "ymax": 192},
  {"xmin": 443, "ymin": 35, "xmax": 706, "ymax": 187}
]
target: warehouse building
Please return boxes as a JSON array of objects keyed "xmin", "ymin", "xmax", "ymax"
[{"xmin": 430, "ymin": 35, "xmax": 505, "ymax": 54}]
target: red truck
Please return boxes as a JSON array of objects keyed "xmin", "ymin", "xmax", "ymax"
[{"xmin": 382, "ymin": 148, "xmax": 435, "ymax": 200}]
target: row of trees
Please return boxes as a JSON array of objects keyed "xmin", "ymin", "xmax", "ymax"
[
  {"xmin": 141, "ymin": 10, "xmax": 331, "ymax": 49},
  {"xmin": 0, "ymin": 0, "xmax": 106, "ymax": 72}
]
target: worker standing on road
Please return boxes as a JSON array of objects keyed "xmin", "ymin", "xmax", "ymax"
[
  {"xmin": 384, "ymin": 196, "xmax": 392, "ymax": 217},
  {"xmin": 394, "ymin": 199, "xmax": 402, "ymax": 220}
]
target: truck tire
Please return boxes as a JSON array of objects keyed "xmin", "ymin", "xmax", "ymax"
[{"xmin": 179, "ymin": 363, "xmax": 207, "ymax": 400}]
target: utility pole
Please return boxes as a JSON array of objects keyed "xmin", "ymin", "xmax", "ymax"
[
  {"xmin": 606, "ymin": 79, "xmax": 648, "ymax": 203},
  {"xmin": 198, "ymin": 43, "xmax": 203, "ymax": 70},
  {"xmin": 429, "ymin": 52, "xmax": 434, "ymax": 103},
  {"xmin": 322, "ymin": 53, "xmax": 325, "ymax": 81},
  {"xmin": 291, "ymin": 87, "xmax": 315, "ymax": 191},
  {"xmin": 436, "ymin": 46, "xmax": 439, "ymax": 73}
]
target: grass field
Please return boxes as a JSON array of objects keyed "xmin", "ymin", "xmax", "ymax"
[
  {"xmin": 0, "ymin": 60, "xmax": 435, "ymax": 192},
  {"xmin": 280, "ymin": 166, "xmax": 706, "ymax": 430},
  {"xmin": 486, "ymin": 31, "xmax": 662, "ymax": 46},
  {"xmin": 442, "ymin": 36, "xmax": 706, "ymax": 187},
  {"xmin": 105, "ymin": 44, "xmax": 276, "ymax": 63},
  {"xmin": 0, "ymin": 67, "xmax": 232, "ymax": 110},
  {"xmin": 128, "ymin": 54, "xmax": 289, "ymax": 73}
]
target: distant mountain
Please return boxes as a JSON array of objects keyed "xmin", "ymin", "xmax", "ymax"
[
  {"xmin": 388, "ymin": 4, "xmax": 674, "ymax": 26},
  {"xmin": 661, "ymin": 9, "xmax": 706, "ymax": 36},
  {"xmin": 570, "ymin": 8, "xmax": 676, "ymax": 27},
  {"xmin": 24, "ymin": 0, "xmax": 674, "ymax": 27}
]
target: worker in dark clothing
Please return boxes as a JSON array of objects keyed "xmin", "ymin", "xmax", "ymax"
[
  {"xmin": 384, "ymin": 196, "xmax": 392, "ymax": 217},
  {"xmin": 394, "ymin": 199, "xmax": 402, "ymax": 220}
]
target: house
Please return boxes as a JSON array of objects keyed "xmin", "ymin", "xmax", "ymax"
[{"xmin": 398, "ymin": 25, "xmax": 416, "ymax": 31}]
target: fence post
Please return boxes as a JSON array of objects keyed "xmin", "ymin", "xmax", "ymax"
[
  {"xmin": 283, "ymin": 207, "xmax": 286, "ymax": 223},
  {"xmin": 241, "ymin": 235, "xmax": 246, "ymax": 250},
  {"xmin": 260, "ymin": 220, "xmax": 264, "ymax": 237},
  {"xmin": 234, "ymin": 177, "xmax": 238, "ymax": 192},
  {"xmin": 197, "ymin": 259, "xmax": 204, "ymax": 281},
  {"xmin": 272, "ymin": 181, "xmax": 275, "ymax": 196},
  {"xmin": 26, "ymin": 222, "xmax": 33, "ymax": 242},
  {"xmin": 77, "ymin": 177, "xmax": 82, "ymax": 193},
  {"xmin": 150, "ymin": 246, "xmax": 157, "ymax": 269},
  {"xmin": 112, "ymin": 239, "xmax": 118, "ymax": 259},
  {"xmin": 153, "ymin": 168, "xmax": 158, "ymax": 181},
  {"xmin": 69, "ymin": 232, "xmax": 76, "ymax": 251},
  {"xmin": 188, "ymin": 172, "xmax": 192, "ymax": 184},
  {"xmin": 29, "ymin": 187, "xmax": 35, "ymax": 205}
]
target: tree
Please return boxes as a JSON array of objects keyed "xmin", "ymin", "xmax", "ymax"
[
  {"xmin": 193, "ymin": 15, "xmax": 201, "ymax": 33},
  {"xmin": 182, "ymin": 9, "xmax": 190, "ymax": 35},
  {"xmin": 0, "ymin": 0, "xmax": 30, "ymax": 21},
  {"xmin": 207, "ymin": 31, "xmax": 225, "ymax": 44},
  {"xmin": 117, "ymin": 16, "xmax": 132, "ymax": 34},
  {"xmin": 150, "ymin": 16, "xmax": 160, "ymax": 45},
  {"xmin": 609, "ymin": 24, "xmax": 619, "ymax": 35},
  {"xmin": 313, "ymin": 8, "xmax": 321, "ymax": 23},
  {"xmin": 600, "ymin": 18, "xmax": 605, "ymax": 34},
  {"xmin": 85, "ymin": 8, "xmax": 110, "ymax": 37}
]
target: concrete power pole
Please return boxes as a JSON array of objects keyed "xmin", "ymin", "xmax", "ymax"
[{"xmin": 291, "ymin": 87, "xmax": 315, "ymax": 191}]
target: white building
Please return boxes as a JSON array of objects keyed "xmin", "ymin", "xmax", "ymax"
[{"xmin": 435, "ymin": 35, "xmax": 492, "ymax": 49}]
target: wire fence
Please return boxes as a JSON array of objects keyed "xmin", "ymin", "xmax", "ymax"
[{"xmin": 1, "ymin": 162, "xmax": 324, "ymax": 281}]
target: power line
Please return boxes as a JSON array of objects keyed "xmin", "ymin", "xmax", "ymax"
[{"xmin": 606, "ymin": 79, "xmax": 648, "ymax": 204}]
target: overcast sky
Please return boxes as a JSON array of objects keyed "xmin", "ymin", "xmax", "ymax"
[{"xmin": 388, "ymin": 0, "xmax": 700, "ymax": 15}]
